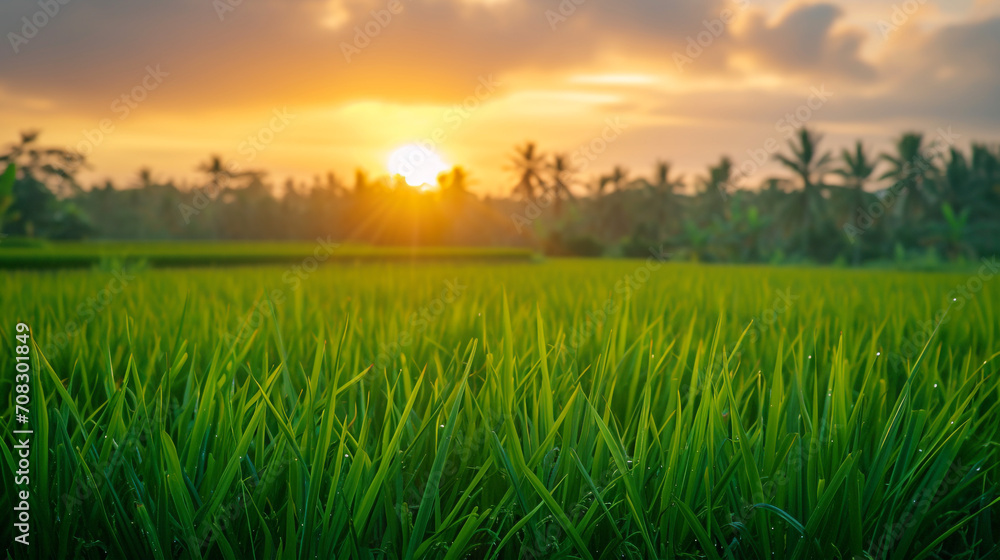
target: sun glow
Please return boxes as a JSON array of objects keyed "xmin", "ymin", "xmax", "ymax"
[{"xmin": 387, "ymin": 144, "xmax": 451, "ymax": 188}]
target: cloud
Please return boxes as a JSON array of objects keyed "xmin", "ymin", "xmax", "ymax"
[
  {"xmin": 0, "ymin": 0, "xmax": 733, "ymax": 115},
  {"xmin": 813, "ymin": 15, "xmax": 1000, "ymax": 129},
  {"xmin": 737, "ymin": 3, "xmax": 876, "ymax": 80},
  {"xmin": 0, "ymin": 0, "xmax": 998, "ymax": 188}
]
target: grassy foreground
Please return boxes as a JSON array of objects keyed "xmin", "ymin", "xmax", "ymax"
[{"xmin": 1, "ymin": 260, "xmax": 999, "ymax": 559}]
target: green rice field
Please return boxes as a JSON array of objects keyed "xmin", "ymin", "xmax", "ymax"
[
  {"xmin": 2, "ymin": 259, "xmax": 999, "ymax": 559},
  {"xmin": 0, "ymin": 242, "xmax": 535, "ymax": 269}
]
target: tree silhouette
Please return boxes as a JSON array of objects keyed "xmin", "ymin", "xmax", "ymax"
[
  {"xmin": 546, "ymin": 154, "xmax": 577, "ymax": 215},
  {"xmin": 5, "ymin": 129, "xmax": 1000, "ymax": 263},
  {"xmin": 642, "ymin": 161, "xmax": 684, "ymax": 243},
  {"xmin": 833, "ymin": 140, "xmax": 877, "ymax": 264},
  {"xmin": 598, "ymin": 165, "xmax": 630, "ymax": 193},
  {"xmin": 879, "ymin": 132, "xmax": 939, "ymax": 237},
  {"xmin": 697, "ymin": 157, "xmax": 732, "ymax": 222},
  {"xmin": 510, "ymin": 143, "xmax": 546, "ymax": 202},
  {"xmin": 773, "ymin": 128, "xmax": 833, "ymax": 258},
  {"xmin": 0, "ymin": 131, "xmax": 90, "ymax": 238}
]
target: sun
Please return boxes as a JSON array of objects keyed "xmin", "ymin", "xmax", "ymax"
[{"xmin": 387, "ymin": 144, "xmax": 451, "ymax": 188}]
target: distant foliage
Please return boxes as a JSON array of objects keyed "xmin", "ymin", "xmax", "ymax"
[{"xmin": 2, "ymin": 130, "xmax": 999, "ymax": 264}]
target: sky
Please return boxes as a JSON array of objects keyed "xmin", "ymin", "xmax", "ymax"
[{"xmin": 1, "ymin": 0, "xmax": 999, "ymax": 195}]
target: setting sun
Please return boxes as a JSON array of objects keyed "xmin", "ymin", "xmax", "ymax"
[{"xmin": 387, "ymin": 144, "xmax": 451, "ymax": 188}]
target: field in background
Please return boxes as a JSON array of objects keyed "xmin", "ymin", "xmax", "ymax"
[
  {"xmin": 1, "ymin": 260, "xmax": 998, "ymax": 559},
  {"xmin": 0, "ymin": 241, "xmax": 537, "ymax": 268}
]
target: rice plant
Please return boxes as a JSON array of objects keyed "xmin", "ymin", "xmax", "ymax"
[{"xmin": 1, "ymin": 260, "xmax": 998, "ymax": 559}]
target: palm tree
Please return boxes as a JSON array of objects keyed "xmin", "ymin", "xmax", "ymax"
[
  {"xmin": 833, "ymin": 140, "xmax": 877, "ymax": 263},
  {"xmin": 590, "ymin": 166, "xmax": 632, "ymax": 239},
  {"xmin": 970, "ymin": 143, "xmax": 1000, "ymax": 222},
  {"xmin": 198, "ymin": 155, "xmax": 264, "ymax": 197},
  {"xmin": 942, "ymin": 147, "xmax": 972, "ymax": 210},
  {"xmin": 437, "ymin": 166, "xmax": 472, "ymax": 199},
  {"xmin": 598, "ymin": 165, "xmax": 630, "ymax": 194},
  {"xmin": 352, "ymin": 169, "xmax": 370, "ymax": 193},
  {"xmin": 649, "ymin": 161, "xmax": 685, "ymax": 194},
  {"xmin": 835, "ymin": 141, "xmax": 876, "ymax": 190},
  {"xmin": 773, "ymin": 127, "xmax": 833, "ymax": 257},
  {"xmin": 137, "ymin": 167, "xmax": 155, "ymax": 190},
  {"xmin": 971, "ymin": 143, "xmax": 1000, "ymax": 184},
  {"xmin": 1, "ymin": 130, "xmax": 85, "ymax": 198},
  {"xmin": 774, "ymin": 127, "xmax": 832, "ymax": 192},
  {"xmin": 0, "ymin": 131, "xmax": 89, "ymax": 237},
  {"xmin": 546, "ymin": 154, "xmax": 576, "ymax": 215},
  {"xmin": 879, "ymin": 132, "xmax": 939, "ymax": 223},
  {"xmin": 696, "ymin": 156, "xmax": 732, "ymax": 222},
  {"xmin": 197, "ymin": 155, "xmax": 240, "ymax": 195},
  {"xmin": 968, "ymin": 143, "xmax": 1000, "ymax": 213},
  {"xmin": 933, "ymin": 147, "xmax": 987, "ymax": 260},
  {"xmin": 644, "ymin": 161, "xmax": 685, "ymax": 242},
  {"xmin": 970, "ymin": 144, "xmax": 1000, "ymax": 254},
  {"xmin": 320, "ymin": 172, "xmax": 346, "ymax": 195},
  {"xmin": 509, "ymin": 142, "xmax": 546, "ymax": 202}
]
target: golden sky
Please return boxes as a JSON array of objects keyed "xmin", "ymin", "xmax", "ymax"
[{"xmin": 2, "ymin": 0, "xmax": 999, "ymax": 194}]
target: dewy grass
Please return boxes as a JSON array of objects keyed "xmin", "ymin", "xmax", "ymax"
[{"xmin": 1, "ymin": 260, "xmax": 998, "ymax": 559}]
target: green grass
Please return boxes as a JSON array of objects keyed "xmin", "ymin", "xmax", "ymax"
[
  {"xmin": 1, "ymin": 260, "xmax": 998, "ymax": 559},
  {"xmin": 0, "ymin": 241, "xmax": 536, "ymax": 269}
]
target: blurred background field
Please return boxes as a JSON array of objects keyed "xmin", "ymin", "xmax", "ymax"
[{"xmin": 0, "ymin": 241, "xmax": 536, "ymax": 269}]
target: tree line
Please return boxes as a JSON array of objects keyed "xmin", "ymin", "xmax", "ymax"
[{"xmin": 1, "ymin": 128, "xmax": 998, "ymax": 265}]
